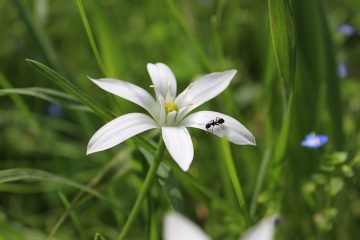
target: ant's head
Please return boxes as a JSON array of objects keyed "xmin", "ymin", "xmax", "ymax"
[
  {"xmin": 205, "ymin": 123, "xmax": 211, "ymax": 129},
  {"xmin": 218, "ymin": 118, "xmax": 225, "ymax": 124}
]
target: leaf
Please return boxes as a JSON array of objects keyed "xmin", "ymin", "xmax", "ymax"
[
  {"xmin": 26, "ymin": 59, "xmax": 114, "ymax": 121},
  {"xmin": 94, "ymin": 233, "xmax": 107, "ymax": 240},
  {"xmin": 0, "ymin": 87, "xmax": 90, "ymax": 111},
  {"xmin": 273, "ymin": 93, "xmax": 293, "ymax": 162},
  {"xmin": 328, "ymin": 177, "xmax": 344, "ymax": 196},
  {"xmin": 0, "ymin": 168, "xmax": 103, "ymax": 199},
  {"xmin": 140, "ymin": 147, "xmax": 185, "ymax": 213},
  {"xmin": 268, "ymin": 0, "xmax": 296, "ymax": 102},
  {"xmin": 341, "ymin": 165, "xmax": 354, "ymax": 178},
  {"xmin": 327, "ymin": 152, "xmax": 348, "ymax": 165}
]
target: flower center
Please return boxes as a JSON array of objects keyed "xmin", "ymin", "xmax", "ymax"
[{"xmin": 164, "ymin": 102, "xmax": 178, "ymax": 113}]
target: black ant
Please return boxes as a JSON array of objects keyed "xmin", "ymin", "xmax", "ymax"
[{"xmin": 205, "ymin": 117, "xmax": 225, "ymax": 132}]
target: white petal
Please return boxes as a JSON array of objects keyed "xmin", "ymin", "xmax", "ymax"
[
  {"xmin": 175, "ymin": 70, "xmax": 236, "ymax": 119},
  {"xmin": 90, "ymin": 78, "xmax": 158, "ymax": 118},
  {"xmin": 240, "ymin": 215, "xmax": 281, "ymax": 240},
  {"xmin": 87, "ymin": 113, "xmax": 158, "ymax": 154},
  {"xmin": 162, "ymin": 127, "xmax": 194, "ymax": 171},
  {"xmin": 163, "ymin": 212, "xmax": 210, "ymax": 240},
  {"xmin": 147, "ymin": 63, "xmax": 177, "ymax": 99},
  {"xmin": 181, "ymin": 111, "xmax": 256, "ymax": 145},
  {"xmin": 157, "ymin": 95, "xmax": 166, "ymax": 126},
  {"xmin": 166, "ymin": 111, "xmax": 177, "ymax": 126}
]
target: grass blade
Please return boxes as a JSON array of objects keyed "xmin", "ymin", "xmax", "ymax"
[
  {"xmin": 165, "ymin": 0, "xmax": 212, "ymax": 71},
  {"xmin": 221, "ymin": 139, "xmax": 251, "ymax": 225},
  {"xmin": 0, "ymin": 168, "xmax": 103, "ymax": 199},
  {"xmin": 26, "ymin": 59, "xmax": 114, "ymax": 121},
  {"xmin": 0, "ymin": 87, "xmax": 90, "ymax": 112},
  {"xmin": 75, "ymin": 0, "xmax": 107, "ymax": 75},
  {"xmin": 268, "ymin": 0, "xmax": 296, "ymax": 104},
  {"xmin": 11, "ymin": 0, "xmax": 65, "ymax": 73},
  {"xmin": 273, "ymin": 93, "xmax": 293, "ymax": 162},
  {"xmin": 58, "ymin": 191, "xmax": 85, "ymax": 239},
  {"xmin": 317, "ymin": 1, "xmax": 344, "ymax": 149},
  {"xmin": 0, "ymin": 73, "xmax": 40, "ymax": 132},
  {"xmin": 47, "ymin": 148, "xmax": 132, "ymax": 239}
]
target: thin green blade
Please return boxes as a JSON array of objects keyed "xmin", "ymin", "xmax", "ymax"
[
  {"xmin": 26, "ymin": 59, "xmax": 114, "ymax": 121},
  {"xmin": 268, "ymin": 0, "xmax": 296, "ymax": 102}
]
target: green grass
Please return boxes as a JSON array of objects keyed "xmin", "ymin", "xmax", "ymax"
[{"xmin": 1, "ymin": 0, "xmax": 360, "ymax": 239}]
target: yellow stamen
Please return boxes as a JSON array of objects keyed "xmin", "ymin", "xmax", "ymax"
[{"xmin": 164, "ymin": 102, "xmax": 178, "ymax": 113}]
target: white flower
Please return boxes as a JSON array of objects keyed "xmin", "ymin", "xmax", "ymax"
[
  {"xmin": 87, "ymin": 63, "xmax": 255, "ymax": 171},
  {"xmin": 240, "ymin": 215, "xmax": 281, "ymax": 240},
  {"xmin": 163, "ymin": 212, "xmax": 280, "ymax": 240},
  {"xmin": 163, "ymin": 212, "xmax": 210, "ymax": 240}
]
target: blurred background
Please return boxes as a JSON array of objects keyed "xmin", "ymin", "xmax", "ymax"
[{"xmin": 0, "ymin": 0, "xmax": 360, "ymax": 239}]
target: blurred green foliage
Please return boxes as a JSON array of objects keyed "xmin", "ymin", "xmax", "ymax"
[{"xmin": 1, "ymin": 0, "xmax": 360, "ymax": 239}]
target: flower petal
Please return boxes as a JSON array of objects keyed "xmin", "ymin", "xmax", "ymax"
[
  {"xmin": 90, "ymin": 78, "xmax": 158, "ymax": 118},
  {"xmin": 175, "ymin": 70, "xmax": 236, "ymax": 120},
  {"xmin": 240, "ymin": 215, "xmax": 281, "ymax": 240},
  {"xmin": 147, "ymin": 63, "xmax": 177, "ymax": 100},
  {"xmin": 162, "ymin": 127, "xmax": 194, "ymax": 171},
  {"xmin": 181, "ymin": 111, "xmax": 256, "ymax": 145},
  {"xmin": 163, "ymin": 212, "xmax": 210, "ymax": 240},
  {"xmin": 87, "ymin": 113, "xmax": 158, "ymax": 154},
  {"xmin": 301, "ymin": 133, "xmax": 328, "ymax": 148}
]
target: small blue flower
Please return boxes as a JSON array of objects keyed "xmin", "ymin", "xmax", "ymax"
[
  {"xmin": 301, "ymin": 133, "xmax": 328, "ymax": 149},
  {"xmin": 337, "ymin": 62, "xmax": 349, "ymax": 79},
  {"xmin": 337, "ymin": 24, "xmax": 356, "ymax": 37},
  {"xmin": 46, "ymin": 103, "xmax": 63, "ymax": 117}
]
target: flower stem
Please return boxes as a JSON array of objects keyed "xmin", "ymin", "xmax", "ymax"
[
  {"xmin": 221, "ymin": 139, "xmax": 251, "ymax": 226},
  {"xmin": 118, "ymin": 138, "xmax": 165, "ymax": 240},
  {"xmin": 250, "ymin": 146, "xmax": 272, "ymax": 217}
]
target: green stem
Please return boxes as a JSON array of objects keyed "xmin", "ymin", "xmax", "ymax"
[
  {"xmin": 118, "ymin": 138, "xmax": 166, "ymax": 240},
  {"xmin": 75, "ymin": 0, "xmax": 107, "ymax": 76},
  {"xmin": 250, "ymin": 146, "xmax": 272, "ymax": 217},
  {"xmin": 221, "ymin": 139, "xmax": 251, "ymax": 226}
]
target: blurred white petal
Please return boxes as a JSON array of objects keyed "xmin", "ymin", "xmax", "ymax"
[
  {"xmin": 162, "ymin": 127, "xmax": 194, "ymax": 171},
  {"xmin": 181, "ymin": 111, "xmax": 256, "ymax": 145},
  {"xmin": 175, "ymin": 70, "xmax": 236, "ymax": 120},
  {"xmin": 90, "ymin": 78, "xmax": 158, "ymax": 118},
  {"xmin": 240, "ymin": 215, "xmax": 281, "ymax": 240},
  {"xmin": 87, "ymin": 113, "xmax": 158, "ymax": 154},
  {"xmin": 147, "ymin": 63, "xmax": 177, "ymax": 100},
  {"xmin": 163, "ymin": 212, "xmax": 210, "ymax": 240}
]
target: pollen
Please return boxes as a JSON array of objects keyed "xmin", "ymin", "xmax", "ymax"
[{"xmin": 164, "ymin": 102, "xmax": 178, "ymax": 113}]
